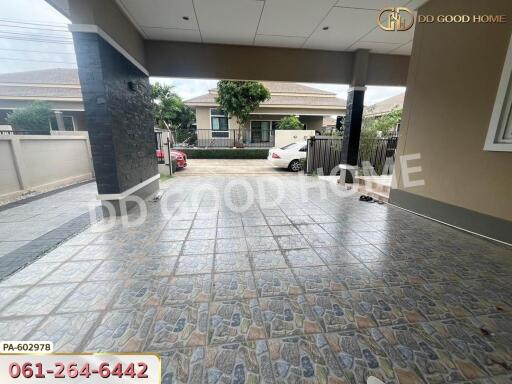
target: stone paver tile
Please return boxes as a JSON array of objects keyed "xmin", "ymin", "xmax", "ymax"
[
  {"xmin": 346, "ymin": 245, "xmax": 389, "ymax": 263},
  {"xmin": 0, "ymin": 262, "xmax": 61, "ymax": 287},
  {"xmin": 192, "ymin": 219, "xmax": 217, "ymax": 229},
  {"xmin": 296, "ymin": 224, "xmax": 326, "ymax": 234},
  {"xmin": 275, "ymin": 235, "xmax": 310, "ymax": 250},
  {"xmin": 146, "ymin": 241, "xmax": 183, "ymax": 257},
  {"xmin": 266, "ymin": 216, "xmax": 292, "ymax": 225},
  {"xmin": 204, "ymin": 341, "xmax": 274, "ymax": 383},
  {"xmin": 246, "ymin": 236, "xmax": 280, "ymax": 251},
  {"xmin": 164, "ymin": 275, "xmax": 211, "ymax": 305},
  {"xmin": 57, "ymin": 281, "xmax": 122, "ymax": 313},
  {"xmin": 260, "ymin": 295, "xmax": 323, "ymax": 338},
  {"xmin": 65, "ymin": 232, "xmax": 98, "ymax": 246},
  {"xmin": 212, "ymin": 272, "xmax": 256, "ymax": 301},
  {"xmin": 283, "ymin": 248, "xmax": 324, "ymax": 268},
  {"xmin": 215, "ymin": 238, "xmax": 248, "ymax": 253},
  {"xmin": 320, "ymin": 223, "xmax": 353, "ymax": 234},
  {"xmin": 28, "ymin": 312, "xmax": 100, "ymax": 352},
  {"xmin": 214, "ymin": 252, "xmax": 251, "ymax": 272},
  {"xmin": 288, "ymin": 215, "xmax": 315, "ymax": 225},
  {"xmin": 160, "ymin": 348, "xmax": 205, "ymax": 384},
  {"xmin": 40, "ymin": 245, "xmax": 83, "ymax": 262},
  {"xmin": 324, "ymin": 329, "xmax": 421, "ymax": 384},
  {"xmin": 385, "ymin": 285, "xmax": 452, "ymax": 323},
  {"xmin": 293, "ymin": 266, "xmax": 347, "ymax": 293},
  {"xmin": 160, "ymin": 229, "xmax": 189, "ymax": 241},
  {"xmin": 254, "ymin": 269, "xmax": 303, "ymax": 297},
  {"xmin": 242, "ymin": 217, "xmax": 267, "ymax": 227},
  {"xmin": 182, "ymin": 240, "xmax": 216, "ymax": 255},
  {"xmin": 313, "ymin": 246, "xmax": 360, "ymax": 265},
  {"xmin": 0, "ymin": 317, "xmax": 44, "ymax": 340},
  {"xmin": 217, "ymin": 218, "xmax": 243, "ymax": 228},
  {"xmin": 306, "ymin": 292, "xmax": 356, "ymax": 332},
  {"xmin": 251, "ymin": 250, "xmax": 287, "ymax": 270},
  {"xmin": 347, "ymin": 288, "xmax": 408, "ymax": 328},
  {"xmin": 303, "ymin": 233, "xmax": 339, "ymax": 248},
  {"xmin": 111, "ymin": 278, "xmax": 169, "ymax": 309},
  {"xmin": 424, "ymin": 282, "xmax": 498, "ymax": 317},
  {"xmin": 208, "ymin": 299, "xmax": 265, "ymax": 345},
  {"xmin": 72, "ymin": 245, "xmax": 115, "ymax": 260},
  {"xmin": 329, "ymin": 264, "xmax": 386, "ymax": 290},
  {"xmin": 175, "ymin": 255, "xmax": 214, "ymax": 275},
  {"xmin": 364, "ymin": 261, "xmax": 424, "ymax": 286},
  {"xmin": 269, "ymin": 225, "xmax": 299, "ymax": 236},
  {"xmin": 1, "ymin": 284, "xmax": 77, "ymax": 317},
  {"xmin": 188, "ymin": 228, "xmax": 216, "ymax": 240},
  {"xmin": 84, "ymin": 307, "xmax": 156, "ymax": 352},
  {"xmin": 165, "ymin": 220, "xmax": 193, "ymax": 230},
  {"xmin": 336, "ymin": 232, "xmax": 369, "ymax": 246},
  {"xmin": 244, "ymin": 226, "xmax": 272, "ymax": 237},
  {"xmin": 268, "ymin": 334, "xmax": 345, "ymax": 383},
  {"xmin": 41, "ymin": 261, "xmax": 101, "ymax": 284},
  {"xmin": 86, "ymin": 260, "xmax": 130, "ymax": 281},
  {"xmin": 460, "ymin": 279, "xmax": 512, "ymax": 312},
  {"xmin": 216, "ymin": 226, "xmax": 245, "ymax": 239},
  {"xmin": 126, "ymin": 257, "xmax": 178, "ymax": 278},
  {"xmin": 146, "ymin": 303, "xmax": 208, "ymax": 350},
  {"xmin": 0, "ymin": 287, "xmax": 28, "ymax": 311},
  {"xmin": 378, "ymin": 323, "xmax": 489, "ymax": 382}
]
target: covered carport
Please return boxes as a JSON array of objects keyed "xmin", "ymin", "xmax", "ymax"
[{"xmin": 46, "ymin": 0, "xmax": 410, "ymax": 211}]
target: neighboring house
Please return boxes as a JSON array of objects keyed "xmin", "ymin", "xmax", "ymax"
[
  {"xmin": 184, "ymin": 82, "xmax": 345, "ymax": 147},
  {"xmin": 365, "ymin": 93, "xmax": 405, "ymax": 117},
  {"xmin": 0, "ymin": 68, "xmax": 86, "ymax": 132}
]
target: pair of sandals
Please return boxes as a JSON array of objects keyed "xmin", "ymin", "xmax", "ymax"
[{"xmin": 359, "ymin": 195, "xmax": 384, "ymax": 204}]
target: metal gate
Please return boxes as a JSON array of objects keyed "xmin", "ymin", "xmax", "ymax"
[{"xmin": 306, "ymin": 136, "xmax": 343, "ymax": 175}]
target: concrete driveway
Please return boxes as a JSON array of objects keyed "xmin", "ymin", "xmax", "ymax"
[{"xmin": 175, "ymin": 159, "xmax": 292, "ymax": 176}]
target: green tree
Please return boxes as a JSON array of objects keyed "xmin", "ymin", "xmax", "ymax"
[
  {"xmin": 277, "ymin": 115, "xmax": 303, "ymax": 130},
  {"xmin": 362, "ymin": 107, "xmax": 402, "ymax": 140},
  {"xmin": 215, "ymin": 80, "xmax": 270, "ymax": 146},
  {"xmin": 6, "ymin": 101, "xmax": 52, "ymax": 133},
  {"xmin": 151, "ymin": 82, "xmax": 196, "ymax": 143}
]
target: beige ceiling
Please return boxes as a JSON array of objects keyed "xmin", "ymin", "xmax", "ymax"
[{"xmin": 117, "ymin": 0, "xmax": 427, "ymax": 55}]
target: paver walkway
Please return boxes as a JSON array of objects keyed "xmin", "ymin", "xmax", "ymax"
[
  {"xmin": 177, "ymin": 159, "xmax": 289, "ymax": 175},
  {"xmin": 0, "ymin": 182, "xmax": 99, "ymax": 278},
  {"xmin": 0, "ymin": 175, "xmax": 511, "ymax": 383}
]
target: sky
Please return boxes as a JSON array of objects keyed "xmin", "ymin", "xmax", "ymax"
[{"xmin": 1, "ymin": 0, "xmax": 405, "ymax": 105}]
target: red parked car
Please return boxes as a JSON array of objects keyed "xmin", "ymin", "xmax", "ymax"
[
  {"xmin": 156, "ymin": 149, "xmax": 187, "ymax": 170},
  {"xmin": 171, "ymin": 149, "xmax": 187, "ymax": 169}
]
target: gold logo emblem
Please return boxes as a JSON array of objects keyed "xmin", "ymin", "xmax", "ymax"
[{"xmin": 378, "ymin": 7, "xmax": 414, "ymax": 31}]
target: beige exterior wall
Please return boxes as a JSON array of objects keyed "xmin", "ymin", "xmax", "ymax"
[
  {"xmin": 146, "ymin": 41, "xmax": 409, "ymax": 86},
  {"xmin": 0, "ymin": 134, "xmax": 94, "ymax": 202},
  {"xmin": 275, "ymin": 130, "xmax": 315, "ymax": 148},
  {"xmin": 393, "ymin": 0, "xmax": 512, "ymax": 221}
]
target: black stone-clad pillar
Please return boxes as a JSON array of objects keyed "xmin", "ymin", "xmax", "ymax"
[
  {"xmin": 340, "ymin": 87, "xmax": 365, "ymax": 183},
  {"xmin": 72, "ymin": 32, "xmax": 158, "ymax": 211}
]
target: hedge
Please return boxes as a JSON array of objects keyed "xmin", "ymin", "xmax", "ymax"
[{"xmin": 179, "ymin": 148, "xmax": 268, "ymax": 159}]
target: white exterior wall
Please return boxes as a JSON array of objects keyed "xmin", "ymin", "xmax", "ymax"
[
  {"xmin": 0, "ymin": 133, "xmax": 94, "ymax": 202},
  {"xmin": 275, "ymin": 130, "xmax": 315, "ymax": 148}
]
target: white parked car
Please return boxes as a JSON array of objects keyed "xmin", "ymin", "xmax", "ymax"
[{"xmin": 267, "ymin": 141, "xmax": 307, "ymax": 172}]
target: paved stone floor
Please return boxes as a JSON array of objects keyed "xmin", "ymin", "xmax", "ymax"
[
  {"xmin": 0, "ymin": 182, "xmax": 99, "ymax": 279},
  {"xmin": 0, "ymin": 175, "xmax": 511, "ymax": 383}
]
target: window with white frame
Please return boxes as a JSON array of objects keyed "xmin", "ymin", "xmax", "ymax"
[
  {"xmin": 210, "ymin": 108, "xmax": 229, "ymax": 138},
  {"xmin": 484, "ymin": 33, "xmax": 512, "ymax": 151}
]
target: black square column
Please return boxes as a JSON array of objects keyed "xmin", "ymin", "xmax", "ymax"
[
  {"xmin": 340, "ymin": 87, "xmax": 365, "ymax": 183},
  {"xmin": 72, "ymin": 32, "xmax": 158, "ymax": 209}
]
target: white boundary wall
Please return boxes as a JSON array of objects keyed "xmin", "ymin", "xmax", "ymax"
[
  {"xmin": 0, "ymin": 133, "xmax": 94, "ymax": 202},
  {"xmin": 274, "ymin": 130, "xmax": 315, "ymax": 148}
]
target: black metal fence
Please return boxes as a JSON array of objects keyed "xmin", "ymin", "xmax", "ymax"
[
  {"xmin": 306, "ymin": 136, "xmax": 344, "ymax": 175},
  {"xmin": 306, "ymin": 135, "xmax": 399, "ymax": 176},
  {"xmin": 358, "ymin": 136, "xmax": 398, "ymax": 175},
  {"xmin": 188, "ymin": 129, "xmax": 275, "ymax": 148}
]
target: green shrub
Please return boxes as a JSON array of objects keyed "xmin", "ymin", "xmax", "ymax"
[
  {"xmin": 277, "ymin": 115, "xmax": 303, "ymax": 130},
  {"xmin": 6, "ymin": 101, "xmax": 52, "ymax": 133},
  {"xmin": 180, "ymin": 148, "xmax": 268, "ymax": 159}
]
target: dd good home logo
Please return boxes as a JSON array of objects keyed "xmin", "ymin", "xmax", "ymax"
[{"xmin": 378, "ymin": 7, "xmax": 415, "ymax": 31}]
